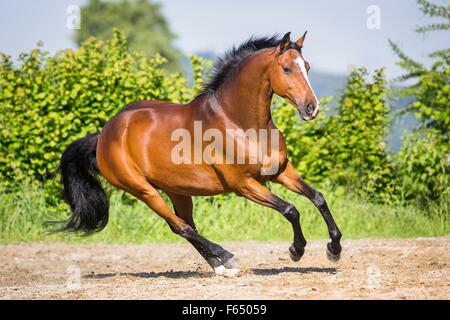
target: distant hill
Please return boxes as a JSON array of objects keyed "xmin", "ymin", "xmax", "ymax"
[{"xmin": 308, "ymin": 70, "xmax": 347, "ymax": 102}]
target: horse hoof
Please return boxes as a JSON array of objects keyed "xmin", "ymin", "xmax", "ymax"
[
  {"xmin": 289, "ymin": 245, "xmax": 304, "ymax": 262},
  {"xmin": 223, "ymin": 256, "xmax": 239, "ymax": 269},
  {"xmin": 214, "ymin": 265, "xmax": 240, "ymax": 277},
  {"xmin": 326, "ymin": 243, "xmax": 341, "ymax": 262}
]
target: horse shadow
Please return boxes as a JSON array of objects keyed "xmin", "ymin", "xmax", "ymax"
[
  {"xmin": 250, "ymin": 266, "xmax": 337, "ymax": 276},
  {"xmin": 83, "ymin": 266, "xmax": 336, "ymax": 280},
  {"xmin": 83, "ymin": 270, "xmax": 208, "ymax": 280}
]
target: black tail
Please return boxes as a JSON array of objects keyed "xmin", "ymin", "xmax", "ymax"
[{"xmin": 52, "ymin": 133, "xmax": 109, "ymax": 234}]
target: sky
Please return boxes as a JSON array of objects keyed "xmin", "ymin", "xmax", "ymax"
[{"xmin": 0, "ymin": 0, "xmax": 448, "ymax": 78}]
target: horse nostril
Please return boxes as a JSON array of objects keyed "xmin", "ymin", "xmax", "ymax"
[{"xmin": 306, "ymin": 103, "xmax": 314, "ymax": 114}]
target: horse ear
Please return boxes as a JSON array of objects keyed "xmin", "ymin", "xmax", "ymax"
[
  {"xmin": 295, "ymin": 31, "xmax": 307, "ymax": 47},
  {"xmin": 278, "ymin": 32, "xmax": 291, "ymax": 52}
]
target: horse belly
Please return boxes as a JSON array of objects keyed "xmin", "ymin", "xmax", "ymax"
[{"xmin": 146, "ymin": 163, "xmax": 227, "ymax": 196}]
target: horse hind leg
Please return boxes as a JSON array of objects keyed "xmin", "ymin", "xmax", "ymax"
[
  {"xmin": 100, "ymin": 152, "xmax": 238, "ymax": 276},
  {"xmin": 112, "ymin": 171, "xmax": 237, "ymax": 276},
  {"xmin": 166, "ymin": 192, "xmax": 239, "ymax": 276}
]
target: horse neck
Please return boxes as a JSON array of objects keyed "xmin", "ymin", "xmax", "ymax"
[{"xmin": 214, "ymin": 51, "xmax": 273, "ymax": 130}]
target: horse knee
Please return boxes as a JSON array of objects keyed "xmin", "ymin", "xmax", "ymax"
[
  {"xmin": 281, "ymin": 204, "xmax": 300, "ymax": 222},
  {"xmin": 313, "ymin": 191, "xmax": 325, "ymax": 207}
]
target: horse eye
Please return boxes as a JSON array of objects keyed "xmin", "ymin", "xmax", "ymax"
[{"xmin": 282, "ymin": 66, "xmax": 291, "ymax": 73}]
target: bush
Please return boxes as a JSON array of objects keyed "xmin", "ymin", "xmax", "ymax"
[
  {"xmin": 395, "ymin": 130, "xmax": 449, "ymax": 202},
  {"xmin": 389, "ymin": 42, "xmax": 449, "ymax": 204},
  {"xmin": 0, "ymin": 30, "xmax": 208, "ymax": 184},
  {"xmin": 389, "ymin": 0, "xmax": 449, "ymax": 203},
  {"xmin": 394, "ymin": 56, "xmax": 450, "ymax": 203}
]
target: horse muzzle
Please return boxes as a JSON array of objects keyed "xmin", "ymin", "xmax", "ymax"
[{"xmin": 299, "ymin": 102, "xmax": 319, "ymax": 121}]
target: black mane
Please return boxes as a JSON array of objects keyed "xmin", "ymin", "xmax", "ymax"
[{"xmin": 199, "ymin": 35, "xmax": 282, "ymax": 95}]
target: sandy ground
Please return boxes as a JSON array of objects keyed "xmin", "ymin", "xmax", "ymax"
[{"xmin": 0, "ymin": 237, "xmax": 449, "ymax": 300}]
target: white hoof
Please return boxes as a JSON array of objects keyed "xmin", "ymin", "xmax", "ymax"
[
  {"xmin": 214, "ymin": 265, "xmax": 240, "ymax": 277},
  {"xmin": 223, "ymin": 256, "xmax": 239, "ymax": 269}
]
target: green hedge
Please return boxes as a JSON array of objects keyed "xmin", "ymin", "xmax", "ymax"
[
  {"xmin": 0, "ymin": 30, "xmax": 207, "ymax": 183},
  {"xmin": 0, "ymin": 31, "xmax": 447, "ymax": 205}
]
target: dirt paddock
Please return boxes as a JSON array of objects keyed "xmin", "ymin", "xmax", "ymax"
[{"xmin": 1, "ymin": 237, "xmax": 449, "ymax": 299}]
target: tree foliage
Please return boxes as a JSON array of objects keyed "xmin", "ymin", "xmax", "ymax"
[
  {"xmin": 75, "ymin": 0, "xmax": 181, "ymax": 69},
  {"xmin": 415, "ymin": 0, "xmax": 450, "ymax": 34},
  {"xmin": 389, "ymin": 0, "xmax": 449, "ymax": 202}
]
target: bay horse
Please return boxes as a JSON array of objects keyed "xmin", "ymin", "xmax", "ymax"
[{"xmin": 57, "ymin": 32, "xmax": 342, "ymax": 276}]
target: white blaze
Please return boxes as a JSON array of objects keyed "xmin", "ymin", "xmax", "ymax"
[{"xmin": 295, "ymin": 56, "xmax": 320, "ymax": 106}]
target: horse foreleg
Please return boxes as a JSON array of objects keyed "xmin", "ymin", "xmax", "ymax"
[
  {"xmin": 166, "ymin": 192, "xmax": 239, "ymax": 274},
  {"xmin": 237, "ymin": 178, "xmax": 307, "ymax": 262},
  {"xmin": 273, "ymin": 161, "xmax": 342, "ymax": 261}
]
